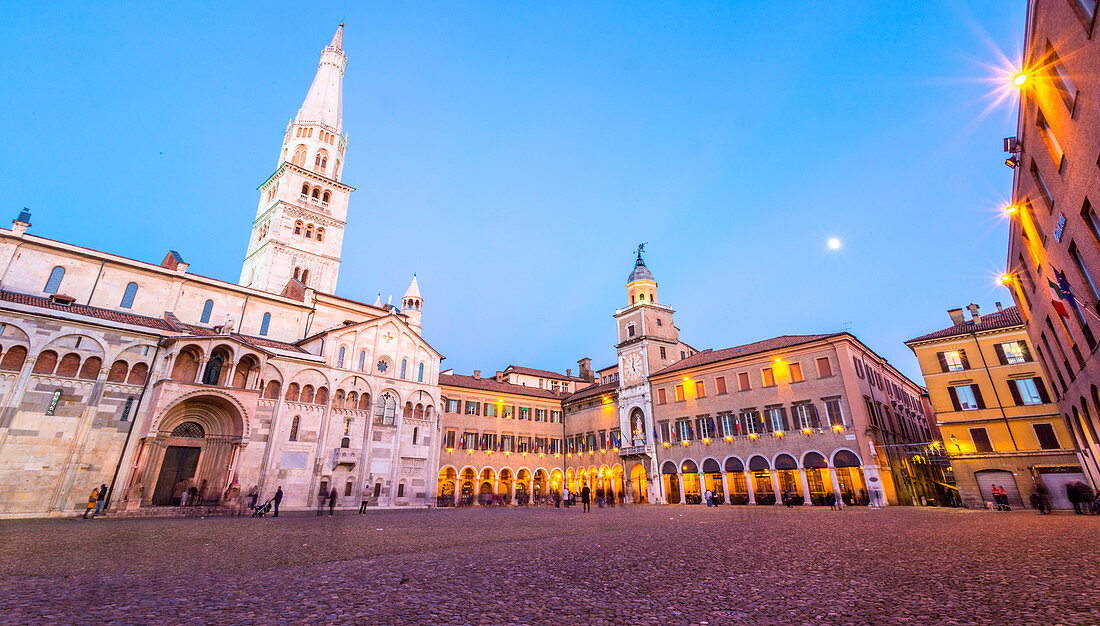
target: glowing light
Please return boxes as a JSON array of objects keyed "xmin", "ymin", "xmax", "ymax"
[
  {"xmin": 663, "ymin": 442, "xmax": 671, "ymax": 448},
  {"xmin": 1005, "ymin": 205, "xmax": 1017, "ymax": 215},
  {"xmin": 703, "ymin": 438, "xmax": 711, "ymax": 444},
  {"xmin": 802, "ymin": 428, "xmax": 812, "ymax": 435},
  {"xmin": 774, "ymin": 430, "xmax": 785, "ymax": 437},
  {"xmin": 999, "ymin": 274, "xmax": 1013, "ymax": 286},
  {"xmin": 1013, "ymin": 71, "xmax": 1027, "ymax": 86},
  {"xmin": 827, "ymin": 237, "xmax": 841, "ymax": 250},
  {"xmin": 681, "ymin": 440, "xmax": 689, "ymax": 446}
]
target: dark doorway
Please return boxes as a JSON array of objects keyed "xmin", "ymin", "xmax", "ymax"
[{"xmin": 153, "ymin": 446, "xmax": 200, "ymax": 505}]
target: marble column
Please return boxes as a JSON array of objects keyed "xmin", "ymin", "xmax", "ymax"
[
  {"xmin": 744, "ymin": 470, "xmax": 755, "ymax": 505},
  {"xmin": 771, "ymin": 469, "xmax": 782, "ymax": 505},
  {"xmin": 721, "ymin": 471, "xmax": 731, "ymax": 504},
  {"xmin": 676, "ymin": 472, "xmax": 685, "ymax": 505},
  {"xmin": 828, "ymin": 465, "xmax": 844, "ymax": 505}
]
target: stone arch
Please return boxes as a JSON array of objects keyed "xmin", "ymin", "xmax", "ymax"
[
  {"xmin": 723, "ymin": 455, "xmax": 746, "ymax": 472},
  {"xmin": 772, "ymin": 453, "xmax": 798, "ymax": 469},
  {"xmin": 171, "ymin": 344, "xmax": 205, "ymax": 382},
  {"xmin": 107, "ymin": 359, "xmax": 130, "ymax": 383},
  {"xmin": 832, "ymin": 449, "xmax": 862, "ymax": 467},
  {"xmin": 800, "ymin": 449, "xmax": 828, "ymax": 468},
  {"xmin": 748, "ymin": 455, "xmax": 771, "ymax": 471}
]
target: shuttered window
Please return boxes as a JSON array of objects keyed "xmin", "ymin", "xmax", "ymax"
[
  {"xmin": 1033, "ymin": 423, "xmax": 1060, "ymax": 450},
  {"xmin": 816, "ymin": 357, "xmax": 832, "ymax": 378},
  {"xmin": 969, "ymin": 427, "xmax": 993, "ymax": 453},
  {"xmin": 948, "ymin": 384, "xmax": 984, "ymax": 411},
  {"xmin": 657, "ymin": 388, "xmax": 667, "ymax": 404},
  {"xmin": 715, "ymin": 376, "xmax": 727, "ymax": 394},
  {"xmin": 737, "ymin": 372, "xmax": 750, "ymax": 391}
]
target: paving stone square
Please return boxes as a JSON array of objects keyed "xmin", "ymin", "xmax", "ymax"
[{"xmin": 0, "ymin": 506, "xmax": 1096, "ymax": 624}]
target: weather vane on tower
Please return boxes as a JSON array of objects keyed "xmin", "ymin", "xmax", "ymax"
[{"xmin": 635, "ymin": 242, "xmax": 647, "ymax": 265}]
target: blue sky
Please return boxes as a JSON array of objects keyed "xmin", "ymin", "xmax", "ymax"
[{"xmin": 0, "ymin": 2, "xmax": 1025, "ymax": 382}]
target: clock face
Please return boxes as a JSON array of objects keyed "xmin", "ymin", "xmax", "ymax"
[{"xmin": 623, "ymin": 353, "xmax": 644, "ymax": 382}]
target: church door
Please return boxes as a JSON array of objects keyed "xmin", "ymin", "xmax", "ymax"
[{"xmin": 152, "ymin": 446, "xmax": 200, "ymax": 505}]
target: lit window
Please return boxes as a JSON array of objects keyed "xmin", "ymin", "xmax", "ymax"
[
  {"xmin": 1001, "ymin": 342, "xmax": 1026, "ymax": 364},
  {"xmin": 942, "ymin": 351, "xmax": 964, "ymax": 372},
  {"xmin": 674, "ymin": 385, "xmax": 685, "ymax": 402},
  {"xmin": 767, "ymin": 408, "xmax": 784, "ymax": 431}
]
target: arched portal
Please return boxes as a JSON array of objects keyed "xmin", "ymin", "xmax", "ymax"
[
  {"xmin": 680, "ymin": 459, "xmax": 701, "ymax": 504},
  {"xmin": 533, "ymin": 469, "xmax": 548, "ymax": 503},
  {"xmin": 498, "ymin": 468, "xmax": 513, "ymax": 504},
  {"xmin": 479, "ymin": 468, "xmax": 496, "ymax": 506},
  {"xmin": 702, "ymin": 458, "xmax": 724, "ymax": 503},
  {"xmin": 748, "ymin": 455, "xmax": 774, "ymax": 505},
  {"xmin": 833, "ymin": 450, "xmax": 867, "ymax": 505},
  {"xmin": 437, "ymin": 467, "xmax": 456, "ymax": 506},
  {"xmin": 774, "ymin": 454, "xmax": 801, "ymax": 504},
  {"xmin": 141, "ymin": 394, "xmax": 247, "ymax": 506},
  {"xmin": 802, "ymin": 452, "xmax": 830, "ymax": 505},
  {"xmin": 459, "ymin": 468, "xmax": 476, "ymax": 505},
  {"xmin": 630, "ymin": 463, "xmax": 648, "ymax": 503},
  {"xmin": 724, "ymin": 457, "xmax": 748, "ymax": 504},
  {"xmin": 662, "ymin": 460, "xmax": 680, "ymax": 504}
]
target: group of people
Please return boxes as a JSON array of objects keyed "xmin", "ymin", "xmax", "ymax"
[
  {"xmin": 82, "ymin": 484, "xmax": 108, "ymax": 519},
  {"xmin": 171, "ymin": 478, "xmax": 211, "ymax": 507},
  {"xmin": 1066, "ymin": 480, "xmax": 1098, "ymax": 515}
]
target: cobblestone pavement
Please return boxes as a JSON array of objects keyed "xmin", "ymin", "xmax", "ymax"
[{"xmin": 1, "ymin": 506, "xmax": 1096, "ymax": 624}]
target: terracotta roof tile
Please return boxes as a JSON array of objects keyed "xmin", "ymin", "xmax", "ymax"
[
  {"xmin": 651, "ymin": 333, "xmax": 844, "ymax": 378},
  {"xmin": 0, "ymin": 290, "xmax": 172, "ymax": 331},
  {"xmin": 439, "ymin": 373, "xmax": 565, "ymax": 399},
  {"xmin": 564, "ymin": 380, "xmax": 618, "ymax": 403},
  {"xmin": 231, "ymin": 333, "xmax": 309, "ymax": 354},
  {"xmin": 905, "ymin": 307, "xmax": 1023, "ymax": 343},
  {"xmin": 504, "ymin": 365, "xmax": 587, "ymax": 382}
]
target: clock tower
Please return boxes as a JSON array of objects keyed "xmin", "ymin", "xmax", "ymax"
[{"xmin": 614, "ymin": 244, "xmax": 681, "ymax": 503}]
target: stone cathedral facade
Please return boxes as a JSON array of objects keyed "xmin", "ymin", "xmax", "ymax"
[{"xmin": 0, "ymin": 26, "xmax": 444, "ymax": 517}]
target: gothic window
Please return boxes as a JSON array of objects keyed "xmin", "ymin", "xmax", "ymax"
[
  {"xmin": 301, "ymin": 269, "xmax": 309, "ymax": 285},
  {"xmin": 289, "ymin": 416, "xmax": 300, "ymax": 441},
  {"xmin": 418, "ymin": 362, "xmax": 424, "ymax": 382},
  {"xmin": 359, "ymin": 350, "xmax": 366, "ymax": 371},
  {"xmin": 294, "ymin": 221, "xmax": 303, "ymax": 236},
  {"xmin": 292, "ymin": 145, "xmax": 308, "ymax": 166},
  {"xmin": 316, "ymin": 227, "xmax": 325, "ymax": 242},
  {"xmin": 401, "ymin": 359, "xmax": 407, "ymax": 379},
  {"xmin": 315, "ymin": 150, "xmax": 329, "ymax": 173},
  {"xmin": 120, "ymin": 282, "xmax": 138, "ymax": 309},
  {"xmin": 259, "ymin": 312, "xmax": 271, "ymax": 336},
  {"xmin": 44, "ymin": 266, "xmax": 65, "ymax": 294},
  {"xmin": 337, "ymin": 346, "xmax": 346, "ymax": 368},
  {"xmin": 322, "ymin": 191, "xmax": 330, "ymax": 203},
  {"xmin": 293, "ymin": 267, "xmax": 301, "ymax": 280},
  {"xmin": 305, "ymin": 224, "xmax": 314, "ymax": 239}
]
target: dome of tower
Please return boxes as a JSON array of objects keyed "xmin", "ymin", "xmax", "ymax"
[{"xmin": 627, "ymin": 258, "xmax": 655, "ymax": 283}]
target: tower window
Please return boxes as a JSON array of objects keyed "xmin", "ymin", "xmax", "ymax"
[
  {"xmin": 627, "ymin": 324, "xmax": 635, "ymax": 337},
  {"xmin": 292, "ymin": 145, "xmax": 308, "ymax": 167},
  {"xmin": 316, "ymin": 227, "xmax": 325, "ymax": 242},
  {"xmin": 301, "ymin": 269, "xmax": 309, "ymax": 285},
  {"xmin": 200, "ymin": 299, "xmax": 214, "ymax": 324},
  {"xmin": 305, "ymin": 224, "xmax": 314, "ymax": 239},
  {"xmin": 294, "ymin": 221, "xmax": 303, "ymax": 235},
  {"xmin": 322, "ymin": 191, "xmax": 331, "ymax": 203},
  {"xmin": 44, "ymin": 266, "xmax": 65, "ymax": 294},
  {"xmin": 119, "ymin": 282, "xmax": 138, "ymax": 309},
  {"xmin": 311, "ymin": 188, "xmax": 320, "ymax": 199},
  {"xmin": 259, "ymin": 312, "xmax": 271, "ymax": 336},
  {"xmin": 301, "ymin": 183, "xmax": 310, "ymax": 195}
]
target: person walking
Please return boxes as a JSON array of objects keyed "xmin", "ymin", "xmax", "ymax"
[
  {"xmin": 704, "ymin": 488, "xmax": 712, "ymax": 507},
  {"xmin": 316, "ymin": 484, "xmax": 328, "ymax": 516},
  {"xmin": 581, "ymin": 484, "xmax": 591, "ymax": 513},
  {"xmin": 359, "ymin": 485, "xmax": 370, "ymax": 514},
  {"xmin": 562, "ymin": 486, "xmax": 571, "ymax": 508},
  {"xmin": 82, "ymin": 486, "xmax": 99, "ymax": 519},
  {"xmin": 273, "ymin": 486, "xmax": 283, "ymax": 517},
  {"xmin": 248, "ymin": 485, "xmax": 259, "ymax": 511},
  {"xmin": 328, "ymin": 487, "xmax": 338, "ymax": 516},
  {"xmin": 94, "ymin": 483, "xmax": 108, "ymax": 517},
  {"xmin": 825, "ymin": 491, "xmax": 836, "ymax": 510},
  {"xmin": 596, "ymin": 486, "xmax": 604, "ymax": 509}
]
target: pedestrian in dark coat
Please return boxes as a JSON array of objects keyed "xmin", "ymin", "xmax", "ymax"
[
  {"xmin": 273, "ymin": 486, "xmax": 283, "ymax": 517},
  {"xmin": 328, "ymin": 487, "xmax": 338, "ymax": 516},
  {"xmin": 82, "ymin": 486, "xmax": 99, "ymax": 519},
  {"xmin": 95, "ymin": 483, "xmax": 108, "ymax": 517},
  {"xmin": 581, "ymin": 485, "xmax": 591, "ymax": 512},
  {"xmin": 317, "ymin": 484, "xmax": 328, "ymax": 516}
]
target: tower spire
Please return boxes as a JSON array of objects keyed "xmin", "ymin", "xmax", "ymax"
[{"xmin": 296, "ymin": 23, "xmax": 346, "ymax": 132}]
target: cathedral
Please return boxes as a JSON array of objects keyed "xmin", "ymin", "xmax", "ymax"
[{"xmin": 0, "ymin": 25, "xmax": 937, "ymax": 518}]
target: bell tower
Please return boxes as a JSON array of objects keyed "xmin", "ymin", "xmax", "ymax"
[
  {"xmin": 240, "ymin": 24, "xmax": 354, "ymax": 295},
  {"xmin": 613, "ymin": 244, "xmax": 679, "ymax": 503}
]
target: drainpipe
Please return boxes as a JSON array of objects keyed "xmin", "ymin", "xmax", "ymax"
[
  {"xmin": 970, "ymin": 329, "xmax": 1019, "ymax": 451},
  {"xmin": 104, "ymin": 339, "xmax": 163, "ymax": 509}
]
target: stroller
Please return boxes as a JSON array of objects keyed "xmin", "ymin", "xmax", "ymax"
[{"xmin": 252, "ymin": 498, "xmax": 273, "ymax": 517}]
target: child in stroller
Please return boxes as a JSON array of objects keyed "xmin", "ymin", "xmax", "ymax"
[{"xmin": 252, "ymin": 498, "xmax": 273, "ymax": 517}]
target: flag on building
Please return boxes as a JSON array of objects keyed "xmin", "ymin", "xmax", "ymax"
[
  {"xmin": 1054, "ymin": 267, "xmax": 1080, "ymax": 313},
  {"xmin": 1048, "ymin": 275, "xmax": 1071, "ymax": 319}
]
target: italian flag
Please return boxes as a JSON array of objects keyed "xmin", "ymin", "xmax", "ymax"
[{"xmin": 1048, "ymin": 277, "xmax": 1071, "ymax": 319}]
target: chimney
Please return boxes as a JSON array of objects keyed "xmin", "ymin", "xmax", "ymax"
[
  {"xmin": 495, "ymin": 371, "xmax": 503, "ymax": 383},
  {"xmin": 996, "ymin": 301, "xmax": 1003, "ymax": 312},
  {"xmin": 566, "ymin": 368, "xmax": 572, "ymax": 378},
  {"xmin": 473, "ymin": 370, "xmax": 481, "ymax": 379},
  {"xmin": 578, "ymin": 357, "xmax": 594, "ymax": 382},
  {"xmin": 948, "ymin": 308, "xmax": 965, "ymax": 325},
  {"xmin": 967, "ymin": 303, "xmax": 981, "ymax": 324}
]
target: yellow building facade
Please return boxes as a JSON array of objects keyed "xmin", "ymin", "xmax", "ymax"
[{"xmin": 906, "ymin": 304, "xmax": 1085, "ymax": 509}]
